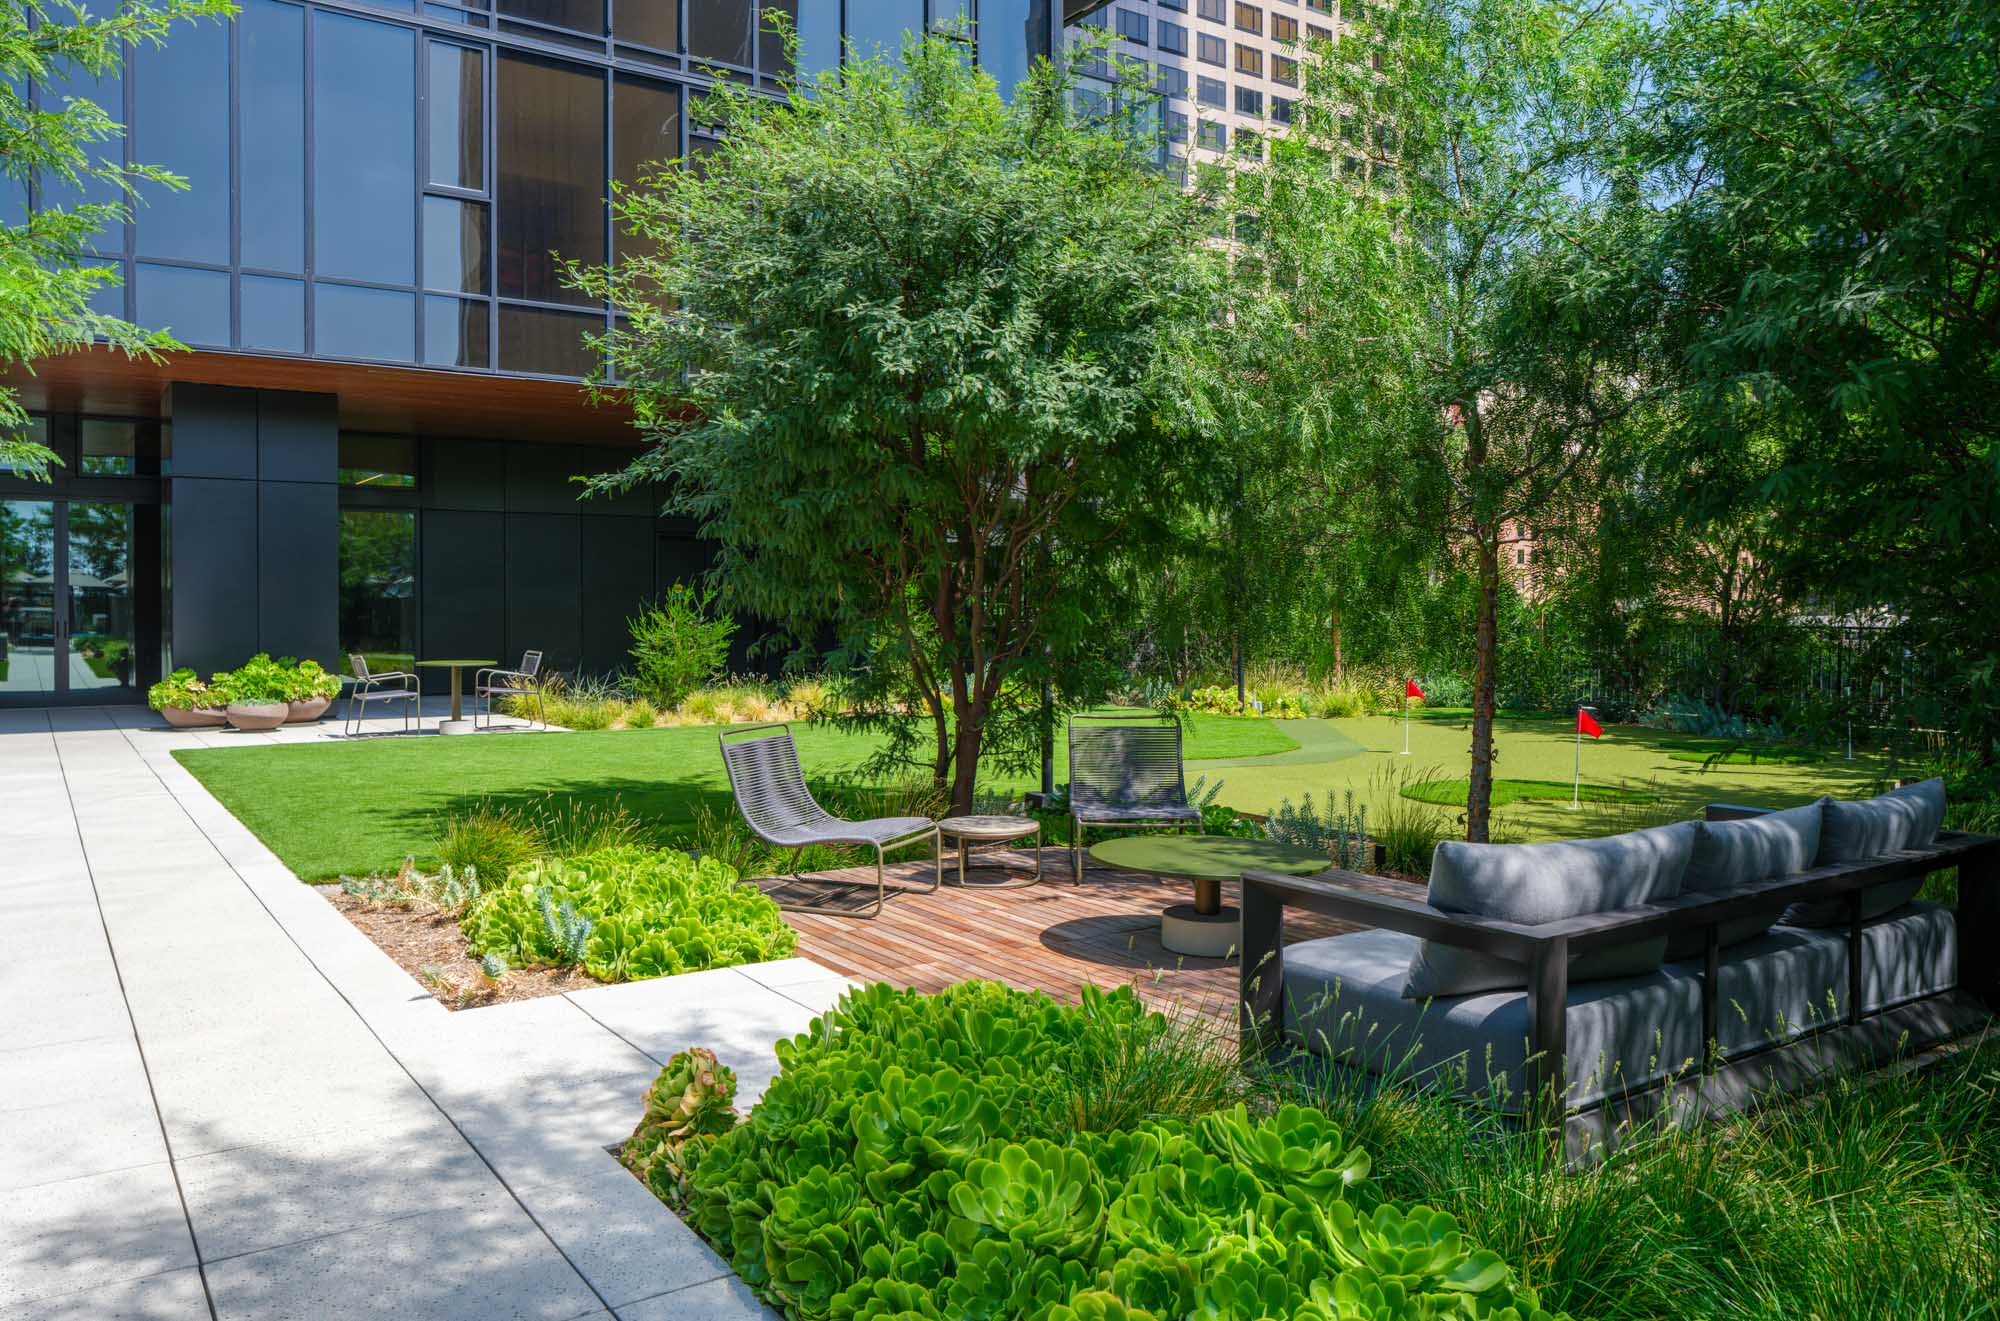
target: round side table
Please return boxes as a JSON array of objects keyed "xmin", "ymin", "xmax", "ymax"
[
  {"xmin": 1087, "ymin": 834, "xmax": 1332, "ymax": 958},
  {"xmin": 937, "ymin": 814, "xmax": 1043, "ymax": 889}
]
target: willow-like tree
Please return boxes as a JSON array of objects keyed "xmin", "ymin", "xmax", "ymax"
[
  {"xmin": 1, "ymin": 0, "xmax": 234, "ymax": 477},
  {"xmin": 576, "ymin": 32, "xmax": 1220, "ymax": 810},
  {"xmin": 1231, "ymin": 0, "xmax": 1659, "ymax": 840}
]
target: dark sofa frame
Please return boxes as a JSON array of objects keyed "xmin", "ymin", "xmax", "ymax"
[{"xmin": 1239, "ymin": 803, "xmax": 2000, "ymax": 1124}]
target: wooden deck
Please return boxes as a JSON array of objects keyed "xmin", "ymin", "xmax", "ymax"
[{"xmin": 762, "ymin": 848, "xmax": 1425, "ymax": 1025}]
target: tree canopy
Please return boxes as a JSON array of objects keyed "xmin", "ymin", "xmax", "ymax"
[{"xmin": 581, "ymin": 30, "xmax": 1224, "ymax": 809}]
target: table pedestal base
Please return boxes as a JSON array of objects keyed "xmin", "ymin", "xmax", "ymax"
[
  {"xmin": 1161, "ymin": 902, "xmax": 1239, "ymax": 958},
  {"xmin": 438, "ymin": 718, "xmax": 476, "ymax": 736}
]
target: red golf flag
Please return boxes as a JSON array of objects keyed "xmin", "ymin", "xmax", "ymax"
[
  {"xmin": 1406, "ymin": 680, "xmax": 1424, "ymax": 699},
  {"xmin": 1577, "ymin": 708, "xmax": 1603, "ymax": 739}
]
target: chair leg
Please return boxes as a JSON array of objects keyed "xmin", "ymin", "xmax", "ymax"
[
  {"xmin": 762, "ymin": 843, "xmax": 888, "ymax": 919},
  {"xmin": 1073, "ymin": 819, "xmax": 1085, "ymax": 885}
]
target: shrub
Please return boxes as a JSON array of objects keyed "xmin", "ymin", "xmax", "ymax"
[
  {"xmin": 461, "ymin": 845, "xmax": 794, "ymax": 981},
  {"xmin": 1264, "ymin": 788, "xmax": 1371, "ymax": 869},
  {"xmin": 1371, "ymin": 767, "xmax": 1450, "ymax": 877},
  {"xmin": 219, "ymin": 652, "xmax": 294, "ymax": 704},
  {"xmin": 641, "ymin": 981, "xmax": 1566, "ymax": 1321},
  {"xmin": 629, "ymin": 583, "xmax": 736, "ymax": 710},
  {"xmin": 148, "ymin": 667, "xmax": 228, "ymax": 712},
  {"xmin": 622, "ymin": 697, "xmax": 661, "ymax": 728},
  {"xmin": 1416, "ymin": 673, "xmax": 1473, "ymax": 708},
  {"xmin": 278, "ymin": 657, "xmax": 342, "ymax": 703}
]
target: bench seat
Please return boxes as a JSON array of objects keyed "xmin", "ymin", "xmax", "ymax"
[{"xmin": 1280, "ymin": 902, "xmax": 1959, "ymax": 1112}]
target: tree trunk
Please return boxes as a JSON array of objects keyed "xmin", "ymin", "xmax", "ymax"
[
  {"xmin": 950, "ymin": 703, "xmax": 983, "ymax": 816},
  {"xmin": 1331, "ymin": 606, "xmax": 1344, "ymax": 681},
  {"xmin": 1467, "ymin": 534, "xmax": 1501, "ymax": 843}
]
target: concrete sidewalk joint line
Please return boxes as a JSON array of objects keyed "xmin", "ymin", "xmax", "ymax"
[{"xmin": 3, "ymin": 705, "xmax": 795, "ymax": 1320}]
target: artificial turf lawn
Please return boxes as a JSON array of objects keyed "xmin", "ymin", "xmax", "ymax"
[
  {"xmin": 175, "ymin": 708, "xmax": 1888, "ymax": 882},
  {"xmin": 174, "ymin": 712, "xmax": 1297, "ymax": 880},
  {"xmin": 1400, "ymin": 777, "xmax": 1656, "ymax": 807}
]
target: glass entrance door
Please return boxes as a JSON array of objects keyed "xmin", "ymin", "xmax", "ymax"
[
  {"xmin": 0, "ymin": 500, "xmax": 58, "ymax": 701},
  {"xmin": 64, "ymin": 502, "xmax": 139, "ymax": 697},
  {"xmin": 0, "ymin": 499, "xmax": 148, "ymax": 703}
]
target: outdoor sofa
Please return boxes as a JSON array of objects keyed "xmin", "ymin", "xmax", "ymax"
[{"xmin": 1239, "ymin": 780, "xmax": 2000, "ymax": 1144}]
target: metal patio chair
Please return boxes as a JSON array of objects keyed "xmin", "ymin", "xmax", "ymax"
[
  {"xmin": 719, "ymin": 723, "xmax": 941, "ymax": 918},
  {"xmin": 1068, "ymin": 711, "xmax": 1204, "ymax": 882},
  {"xmin": 342, "ymin": 653, "xmax": 420, "ymax": 736},
  {"xmin": 475, "ymin": 650, "xmax": 545, "ymax": 729}
]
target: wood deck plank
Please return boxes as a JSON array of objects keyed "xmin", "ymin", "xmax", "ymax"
[{"xmin": 759, "ymin": 850, "xmax": 1423, "ymax": 1026}]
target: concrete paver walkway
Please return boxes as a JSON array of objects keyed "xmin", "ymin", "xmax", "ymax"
[{"xmin": 2, "ymin": 706, "xmax": 838, "ymax": 1320}]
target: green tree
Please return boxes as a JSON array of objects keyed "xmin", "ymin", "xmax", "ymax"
[
  {"xmin": 1639, "ymin": 0, "xmax": 2000, "ymax": 752},
  {"xmin": 1224, "ymin": 0, "xmax": 1657, "ymax": 839},
  {"xmin": 1, "ymin": 0, "xmax": 233, "ymax": 478},
  {"xmin": 577, "ymin": 32, "xmax": 1220, "ymax": 809}
]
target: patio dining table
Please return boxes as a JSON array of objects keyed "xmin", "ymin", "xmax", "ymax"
[
  {"xmin": 1088, "ymin": 834, "xmax": 1332, "ymax": 959},
  {"xmin": 415, "ymin": 658, "xmax": 495, "ymax": 736}
]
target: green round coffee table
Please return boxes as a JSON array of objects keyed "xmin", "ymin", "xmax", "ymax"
[
  {"xmin": 1088, "ymin": 834, "xmax": 1332, "ymax": 958},
  {"xmin": 415, "ymin": 659, "xmax": 496, "ymax": 736}
]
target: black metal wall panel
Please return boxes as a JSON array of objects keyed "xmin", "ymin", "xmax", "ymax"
[
  {"xmin": 421, "ymin": 509, "xmax": 508, "ymax": 684},
  {"xmin": 169, "ymin": 476, "xmax": 259, "ymax": 675},
  {"xmin": 256, "ymin": 481, "xmax": 339, "ymax": 665},
  {"xmin": 426, "ymin": 439, "xmax": 509, "ymax": 512},
  {"xmin": 504, "ymin": 513, "xmax": 582, "ymax": 675},
  {"xmin": 256, "ymin": 392, "xmax": 338, "ymax": 484},
  {"xmin": 166, "ymin": 385, "xmax": 258, "ymax": 480},
  {"xmin": 580, "ymin": 516, "xmax": 655, "ymax": 676},
  {"xmin": 578, "ymin": 446, "xmax": 656, "ymax": 516},
  {"xmin": 504, "ymin": 443, "xmax": 592, "ymax": 514}
]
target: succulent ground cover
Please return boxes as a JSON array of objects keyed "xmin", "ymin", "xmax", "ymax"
[{"xmin": 624, "ymin": 981, "xmax": 1568, "ymax": 1321}]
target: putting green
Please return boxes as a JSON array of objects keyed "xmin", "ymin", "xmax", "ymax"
[
  {"xmin": 1187, "ymin": 713, "xmax": 1889, "ymax": 842},
  {"xmin": 1400, "ymin": 778, "xmax": 1655, "ymax": 808}
]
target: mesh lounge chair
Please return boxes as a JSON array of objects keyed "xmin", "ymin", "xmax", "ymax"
[
  {"xmin": 1068, "ymin": 711, "xmax": 1203, "ymax": 882},
  {"xmin": 475, "ymin": 650, "xmax": 545, "ymax": 729},
  {"xmin": 719, "ymin": 723, "xmax": 941, "ymax": 917},
  {"xmin": 343, "ymin": 654, "xmax": 420, "ymax": 736}
]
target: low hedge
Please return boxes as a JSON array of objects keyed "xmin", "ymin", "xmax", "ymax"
[
  {"xmin": 625, "ymin": 981, "xmax": 1571, "ymax": 1321},
  {"xmin": 462, "ymin": 846, "xmax": 795, "ymax": 980}
]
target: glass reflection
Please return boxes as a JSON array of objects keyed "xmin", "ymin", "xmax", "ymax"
[
  {"xmin": 499, "ymin": 303, "xmax": 598, "ymax": 377},
  {"xmin": 423, "ymin": 296, "xmax": 491, "ymax": 367},
  {"xmin": 133, "ymin": 18, "xmax": 228, "ymax": 263},
  {"xmin": 136, "ymin": 264, "xmax": 230, "ymax": 348},
  {"xmin": 498, "ymin": 0, "xmax": 603, "ymax": 34},
  {"xmin": 241, "ymin": 275, "xmax": 306, "ymax": 353},
  {"xmin": 688, "ymin": 0, "xmax": 754, "ymax": 66},
  {"xmin": 613, "ymin": 75, "xmax": 679, "ymax": 264},
  {"xmin": 242, "ymin": 0, "xmax": 306, "ymax": 272},
  {"xmin": 616, "ymin": 0, "xmax": 677, "ymax": 50},
  {"xmin": 339, "ymin": 509, "xmax": 418, "ymax": 675},
  {"xmin": 427, "ymin": 43, "xmax": 484, "ymax": 191},
  {"xmin": 315, "ymin": 283, "xmax": 416, "ymax": 362},
  {"xmin": 66, "ymin": 502, "xmax": 136, "ymax": 692},
  {"xmin": 313, "ymin": 12, "xmax": 416, "ymax": 284},
  {"xmin": 0, "ymin": 501, "xmax": 56, "ymax": 701},
  {"xmin": 423, "ymin": 196, "xmax": 490, "ymax": 294},
  {"xmin": 846, "ymin": 0, "xmax": 922, "ymax": 63}
]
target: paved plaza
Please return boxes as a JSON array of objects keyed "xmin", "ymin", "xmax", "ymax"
[{"xmin": 0, "ymin": 704, "xmax": 847, "ymax": 1320}]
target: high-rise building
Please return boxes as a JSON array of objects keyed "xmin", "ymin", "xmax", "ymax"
[
  {"xmin": 0, "ymin": 1, "xmax": 1061, "ymax": 708},
  {"xmin": 1067, "ymin": 0, "xmax": 1346, "ymax": 179}
]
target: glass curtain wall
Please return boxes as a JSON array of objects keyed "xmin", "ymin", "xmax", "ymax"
[{"xmin": 30, "ymin": 1, "xmax": 1052, "ymax": 380}]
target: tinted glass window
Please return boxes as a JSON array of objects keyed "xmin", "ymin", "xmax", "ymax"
[
  {"xmin": 241, "ymin": 276, "xmax": 306, "ymax": 352},
  {"xmin": 977, "ymin": 0, "xmax": 1039, "ymax": 86},
  {"xmin": 339, "ymin": 509, "xmax": 418, "ymax": 673},
  {"xmin": 688, "ymin": 0, "xmax": 753, "ymax": 65},
  {"xmin": 316, "ymin": 283, "xmax": 416, "ymax": 361},
  {"xmin": 848, "ymin": 0, "xmax": 922, "ymax": 62},
  {"xmin": 794, "ymin": 0, "xmax": 839, "ymax": 77},
  {"xmin": 132, "ymin": 17, "xmax": 228, "ymax": 263},
  {"xmin": 499, "ymin": 304, "xmax": 597, "ymax": 376},
  {"xmin": 80, "ymin": 421, "xmax": 140, "ymax": 476},
  {"xmin": 39, "ymin": 66, "xmax": 122, "ymax": 221},
  {"xmin": 423, "ymin": 296, "xmax": 491, "ymax": 367},
  {"xmin": 498, "ymin": 0, "xmax": 604, "ymax": 35},
  {"xmin": 498, "ymin": 54, "xmax": 605, "ymax": 306},
  {"xmin": 136, "ymin": 264, "xmax": 230, "ymax": 347},
  {"xmin": 241, "ymin": 0, "xmax": 306, "ymax": 273},
  {"xmin": 314, "ymin": 12, "xmax": 416, "ymax": 284},
  {"xmin": 613, "ymin": 75, "xmax": 679, "ymax": 264},
  {"xmin": 338, "ymin": 434, "xmax": 418, "ymax": 487},
  {"xmin": 616, "ymin": 0, "xmax": 677, "ymax": 49},
  {"xmin": 428, "ymin": 43, "xmax": 484, "ymax": 191},
  {"xmin": 758, "ymin": 0, "xmax": 796, "ymax": 77},
  {"xmin": 423, "ymin": 196, "xmax": 490, "ymax": 293}
]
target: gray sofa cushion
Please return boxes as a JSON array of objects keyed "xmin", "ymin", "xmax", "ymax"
[
  {"xmin": 1286, "ymin": 927, "xmax": 1702, "ymax": 1112},
  {"xmin": 1403, "ymin": 822, "xmax": 1697, "ymax": 999},
  {"xmin": 1280, "ymin": 903, "xmax": 1957, "ymax": 1113},
  {"xmin": 1664, "ymin": 802, "xmax": 1821, "ymax": 960},
  {"xmin": 1781, "ymin": 779, "xmax": 1945, "ymax": 927}
]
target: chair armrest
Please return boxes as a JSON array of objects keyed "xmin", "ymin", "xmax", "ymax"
[{"xmin": 1704, "ymin": 803, "xmax": 1773, "ymax": 822}]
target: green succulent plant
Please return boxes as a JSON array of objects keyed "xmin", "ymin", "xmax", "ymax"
[
  {"xmin": 943, "ymin": 1138, "xmax": 1108, "ymax": 1262},
  {"xmin": 1199, "ymin": 1103, "xmax": 1373, "ymax": 1200}
]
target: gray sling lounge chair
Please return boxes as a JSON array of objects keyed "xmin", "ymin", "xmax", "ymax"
[
  {"xmin": 719, "ymin": 723, "xmax": 942, "ymax": 917},
  {"xmin": 1068, "ymin": 711, "xmax": 1203, "ymax": 882},
  {"xmin": 475, "ymin": 650, "xmax": 545, "ymax": 729},
  {"xmin": 343, "ymin": 654, "xmax": 420, "ymax": 736}
]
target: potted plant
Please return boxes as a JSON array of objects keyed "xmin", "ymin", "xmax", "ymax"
[
  {"xmin": 221, "ymin": 653, "xmax": 292, "ymax": 732},
  {"xmin": 281, "ymin": 657, "xmax": 341, "ymax": 723},
  {"xmin": 148, "ymin": 668, "xmax": 229, "ymax": 729}
]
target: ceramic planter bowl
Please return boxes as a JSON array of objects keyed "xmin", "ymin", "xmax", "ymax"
[
  {"xmin": 159, "ymin": 706, "xmax": 228, "ymax": 730},
  {"xmin": 225, "ymin": 701, "xmax": 290, "ymax": 732},
  {"xmin": 286, "ymin": 696, "xmax": 333, "ymax": 723}
]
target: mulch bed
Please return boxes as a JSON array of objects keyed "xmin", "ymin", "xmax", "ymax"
[{"xmin": 320, "ymin": 886, "xmax": 599, "ymax": 1010}]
